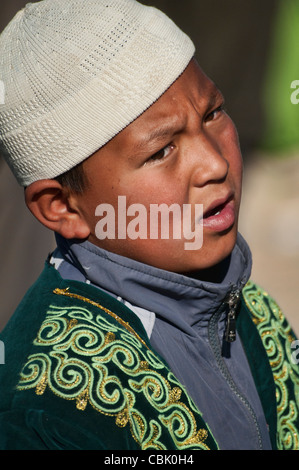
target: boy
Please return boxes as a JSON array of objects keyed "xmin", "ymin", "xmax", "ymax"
[{"xmin": 0, "ymin": 0, "xmax": 298, "ymax": 450}]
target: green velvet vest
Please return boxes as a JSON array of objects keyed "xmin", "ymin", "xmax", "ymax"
[{"xmin": 0, "ymin": 262, "xmax": 298, "ymax": 450}]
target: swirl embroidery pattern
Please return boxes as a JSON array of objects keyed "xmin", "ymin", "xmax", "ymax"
[
  {"xmin": 242, "ymin": 281, "xmax": 299, "ymax": 450},
  {"xmin": 17, "ymin": 290, "xmax": 212, "ymax": 450}
]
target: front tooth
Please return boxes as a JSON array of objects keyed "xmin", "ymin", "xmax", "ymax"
[{"xmin": 215, "ymin": 210, "xmax": 221, "ymax": 216}]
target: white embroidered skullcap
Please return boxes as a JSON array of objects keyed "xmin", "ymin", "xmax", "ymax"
[{"xmin": 0, "ymin": 0, "xmax": 195, "ymax": 186}]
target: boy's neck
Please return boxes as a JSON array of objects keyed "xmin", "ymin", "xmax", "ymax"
[{"xmin": 184, "ymin": 255, "xmax": 232, "ymax": 284}]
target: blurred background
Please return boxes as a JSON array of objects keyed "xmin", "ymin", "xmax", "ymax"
[{"xmin": 0, "ymin": 0, "xmax": 299, "ymax": 333}]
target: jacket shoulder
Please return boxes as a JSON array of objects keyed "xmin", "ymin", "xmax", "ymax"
[
  {"xmin": 242, "ymin": 280, "xmax": 297, "ymax": 343},
  {"xmin": 241, "ymin": 280, "xmax": 299, "ymax": 450},
  {"xmin": 1, "ymin": 263, "xmax": 217, "ymax": 450}
]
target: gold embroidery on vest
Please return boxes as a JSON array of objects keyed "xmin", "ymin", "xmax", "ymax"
[
  {"xmin": 243, "ymin": 281, "xmax": 299, "ymax": 450},
  {"xmin": 17, "ymin": 296, "xmax": 213, "ymax": 450},
  {"xmin": 53, "ymin": 288, "xmax": 150, "ymax": 350}
]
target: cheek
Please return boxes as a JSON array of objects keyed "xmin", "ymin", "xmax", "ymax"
[
  {"xmin": 78, "ymin": 177, "xmax": 121, "ymax": 234},
  {"xmin": 123, "ymin": 173, "xmax": 187, "ymax": 207},
  {"xmin": 223, "ymin": 121, "xmax": 243, "ymax": 188}
]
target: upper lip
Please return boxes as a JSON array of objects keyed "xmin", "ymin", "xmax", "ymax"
[{"xmin": 203, "ymin": 192, "xmax": 234, "ymax": 218}]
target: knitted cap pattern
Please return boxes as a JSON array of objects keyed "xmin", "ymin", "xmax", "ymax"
[{"xmin": 0, "ymin": 0, "xmax": 195, "ymax": 186}]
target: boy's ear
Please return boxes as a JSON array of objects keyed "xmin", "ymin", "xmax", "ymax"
[{"xmin": 25, "ymin": 179, "xmax": 90, "ymax": 239}]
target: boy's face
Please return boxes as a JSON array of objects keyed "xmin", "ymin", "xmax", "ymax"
[{"xmin": 76, "ymin": 59, "xmax": 243, "ymax": 274}]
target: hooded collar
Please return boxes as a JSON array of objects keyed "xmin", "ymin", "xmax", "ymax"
[{"xmin": 53, "ymin": 233, "xmax": 252, "ymax": 335}]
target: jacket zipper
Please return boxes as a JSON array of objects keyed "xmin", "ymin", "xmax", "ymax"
[
  {"xmin": 224, "ymin": 287, "xmax": 240, "ymax": 343},
  {"xmin": 208, "ymin": 288, "xmax": 263, "ymax": 450}
]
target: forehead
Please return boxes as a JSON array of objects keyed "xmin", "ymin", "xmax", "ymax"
[
  {"xmin": 86, "ymin": 59, "xmax": 221, "ymax": 164},
  {"xmin": 113, "ymin": 60, "xmax": 220, "ymax": 144}
]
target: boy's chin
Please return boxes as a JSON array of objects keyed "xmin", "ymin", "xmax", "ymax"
[{"xmin": 176, "ymin": 228, "xmax": 239, "ymax": 277}]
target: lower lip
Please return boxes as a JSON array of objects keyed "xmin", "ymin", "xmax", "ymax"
[{"xmin": 202, "ymin": 200, "xmax": 236, "ymax": 232}]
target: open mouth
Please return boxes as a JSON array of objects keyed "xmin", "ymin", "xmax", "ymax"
[
  {"xmin": 203, "ymin": 201, "xmax": 228, "ymax": 219},
  {"xmin": 202, "ymin": 195, "xmax": 235, "ymax": 232}
]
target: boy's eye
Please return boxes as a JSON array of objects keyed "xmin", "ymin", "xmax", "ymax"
[
  {"xmin": 205, "ymin": 105, "xmax": 225, "ymax": 123},
  {"xmin": 145, "ymin": 143, "xmax": 175, "ymax": 164}
]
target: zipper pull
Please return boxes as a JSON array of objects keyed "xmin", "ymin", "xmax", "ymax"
[
  {"xmin": 224, "ymin": 289, "xmax": 240, "ymax": 343},
  {"xmin": 225, "ymin": 310, "xmax": 236, "ymax": 342}
]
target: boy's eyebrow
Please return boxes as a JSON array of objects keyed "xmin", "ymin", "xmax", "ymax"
[
  {"xmin": 132, "ymin": 88, "xmax": 224, "ymax": 152},
  {"xmin": 203, "ymin": 87, "xmax": 224, "ymax": 112},
  {"xmin": 132, "ymin": 120, "xmax": 182, "ymax": 152}
]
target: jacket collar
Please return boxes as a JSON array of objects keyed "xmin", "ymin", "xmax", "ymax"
[{"xmin": 54, "ymin": 233, "xmax": 252, "ymax": 334}]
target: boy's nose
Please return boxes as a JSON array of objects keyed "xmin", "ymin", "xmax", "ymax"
[{"xmin": 190, "ymin": 132, "xmax": 229, "ymax": 187}]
